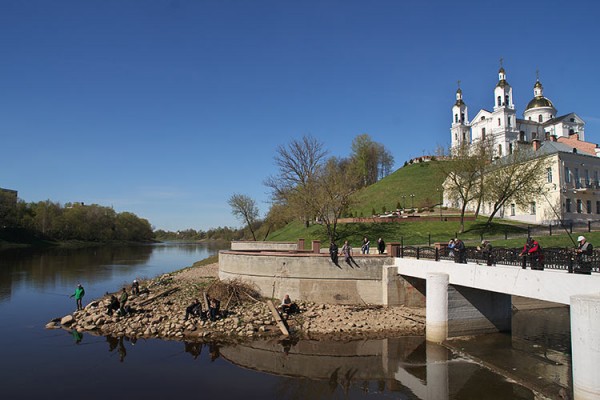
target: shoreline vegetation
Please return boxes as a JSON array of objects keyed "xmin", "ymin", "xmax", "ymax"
[{"xmin": 47, "ymin": 255, "xmax": 425, "ymax": 342}]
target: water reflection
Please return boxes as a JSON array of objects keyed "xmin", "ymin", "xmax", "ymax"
[{"xmin": 0, "ymin": 246, "xmax": 153, "ymax": 302}]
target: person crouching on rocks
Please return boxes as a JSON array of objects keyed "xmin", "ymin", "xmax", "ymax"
[
  {"xmin": 208, "ymin": 297, "xmax": 221, "ymax": 321},
  {"xmin": 184, "ymin": 299, "xmax": 202, "ymax": 321},
  {"xmin": 107, "ymin": 295, "xmax": 120, "ymax": 316}
]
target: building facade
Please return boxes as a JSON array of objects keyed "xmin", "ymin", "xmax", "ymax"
[{"xmin": 448, "ymin": 67, "xmax": 600, "ymax": 225}]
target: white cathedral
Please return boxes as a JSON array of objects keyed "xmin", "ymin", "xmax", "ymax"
[{"xmin": 447, "ymin": 66, "xmax": 600, "ymax": 225}]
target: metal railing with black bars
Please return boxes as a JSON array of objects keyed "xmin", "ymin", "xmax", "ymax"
[{"xmin": 393, "ymin": 245, "xmax": 598, "ymax": 274}]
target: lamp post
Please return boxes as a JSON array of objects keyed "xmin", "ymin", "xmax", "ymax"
[
  {"xmin": 437, "ymin": 188, "xmax": 443, "ymax": 221},
  {"xmin": 410, "ymin": 194, "xmax": 415, "ymax": 211}
]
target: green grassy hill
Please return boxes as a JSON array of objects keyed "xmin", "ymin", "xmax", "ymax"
[
  {"xmin": 266, "ymin": 160, "xmax": 593, "ymax": 249},
  {"xmin": 350, "ymin": 161, "xmax": 447, "ymax": 217}
]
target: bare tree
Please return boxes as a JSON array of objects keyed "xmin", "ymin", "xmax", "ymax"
[
  {"xmin": 482, "ymin": 149, "xmax": 550, "ymax": 225},
  {"xmin": 264, "ymin": 135, "xmax": 328, "ymax": 227},
  {"xmin": 436, "ymin": 140, "xmax": 491, "ymax": 233},
  {"xmin": 228, "ymin": 193, "xmax": 259, "ymax": 240},
  {"xmin": 313, "ymin": 157, "xmax": 362, "ymax": 242}
]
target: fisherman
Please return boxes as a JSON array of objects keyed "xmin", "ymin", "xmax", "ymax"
[
  {"xmin": 106, "ymin": 295, "xmax": 120, "ymax": 316},
  {"xmin": 479, "ymin": 240, "xmax": 494, "ymax": 266},
  {"xmin": 184, "ymin": 299, "xmax": 202, "ymax": 320},
  {"xmin": 131, "ymin": 279, "xmax": 140, "ymax": 295},
  {"xmin": 118, "ymin": 288, "xmax": 129, "ymax": 316},
  {"xmin": 519, "ymin": 237, "xmax": 543, "ymax": 270},
  {"xmin": 70, "ymin": 283, "xmax": 85, "ymax": 311},
  {"xmin": 575, "ymin": 235, "xmax": 593, "ymax": 274}
]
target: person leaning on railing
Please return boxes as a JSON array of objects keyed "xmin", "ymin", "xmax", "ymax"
[
  {"xmin": 519, "ymin": 237, "xmax": 543, "ymax": 270},
  {"xmin": 575, "ymin": 235, "xmax": 593, "ymax": 274}
]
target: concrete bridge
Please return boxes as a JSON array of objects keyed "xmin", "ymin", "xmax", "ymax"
[{"xmin": 396, "ymin": 257, "xmax": 600, "ymax": 400}]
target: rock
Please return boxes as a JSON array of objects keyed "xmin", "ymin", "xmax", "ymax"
[
  {"xmin": 45, "ymin": 321, "xmax": 58, "ymax": 329},
  {"xmin": 61, "ymin": 315, "xmax": 74, "ymax": 326}
]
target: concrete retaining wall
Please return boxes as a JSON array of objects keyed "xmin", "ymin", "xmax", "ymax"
[{"xmin": 219, "ymin": 250, "xmax": 405, "ymax": 305}]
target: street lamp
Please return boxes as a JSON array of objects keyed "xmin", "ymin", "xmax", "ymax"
[
  {"xmin": 437, "ymin": 188, "xmax": 443, "ymax": 221},
  {"xmin": 410, "ymin": 194, "xmax": 415, "ymax": 211}
]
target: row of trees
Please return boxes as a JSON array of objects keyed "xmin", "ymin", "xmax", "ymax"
[
  {"xmin": 438, "ymin": 139, "xmax": 550, "ymax": 233},
  {"xmin": 229, "ymin": 134, "xmax": 395, "ymax": 242},
  {"xmin": 154, "ymin": 226, "xmax": 244, "ymax": 241},
  {"xmin": 1, "ymin": 200, "xmax": 154, "ymax": 242}
]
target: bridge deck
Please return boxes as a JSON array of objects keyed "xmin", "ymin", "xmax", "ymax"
[{"xmin": 396, "ymin": 258, "xmax": 600, "ymax": 305}]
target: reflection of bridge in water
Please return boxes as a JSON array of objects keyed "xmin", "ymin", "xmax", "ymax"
[
  {"xmin": 219, "ymin": 336, "xmax": 558, "ymax": 399},
  {"xmin": 396, "ymin": 257, "xmax": 598, "ymax": 399}
]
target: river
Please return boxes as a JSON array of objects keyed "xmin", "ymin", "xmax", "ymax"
[{"xmin": 0, "ymin": 243, "xmax": 571, "ymax": 399}]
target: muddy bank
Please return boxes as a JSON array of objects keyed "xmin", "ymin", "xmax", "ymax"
[{"xmin": 47, "ymin": 262, "xmax": 425, "ymax": 342}]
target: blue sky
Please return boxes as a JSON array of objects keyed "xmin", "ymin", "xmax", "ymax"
[{"xmin": 2, "ymin": 0, "xmax": 600, "ymax": 231}]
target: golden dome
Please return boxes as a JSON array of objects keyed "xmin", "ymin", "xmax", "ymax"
[{"xmin": 526, "ymin": 96, "xmax": 554, "ymax": 110}]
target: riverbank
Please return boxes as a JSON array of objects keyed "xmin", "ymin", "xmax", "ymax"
[{"xmin": 49, "ymin": 259, "xmax": 425, "ymax": 342}]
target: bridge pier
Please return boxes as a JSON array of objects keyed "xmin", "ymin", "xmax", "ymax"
[
  {"xmin": 426, "ymin": 273, "xmax": 448, "ymax": 343},
  {"xmin": 425, "ymin": 272, "xmax": 512, "ymax": 343},
  {"xmin": 571, "ymin": 294, "xmax": 600, "ymax": 399}
]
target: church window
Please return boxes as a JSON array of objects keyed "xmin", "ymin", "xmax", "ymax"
[
  {"xmin": 510, "ymin": 204, "xmax": 515, "ymax": 216},
  {"xmin": 569, "ymin": 129, "xmax": 575, "ymax": 135},
  {"xmin": 461, "ymin": 113, "xmax": 465, "ymax": 122},
  {"xmin": 462, "ymin": 132, "xmax": 466, "ymax": 141},
  {"xmin": 577, "ymin": 199, "xmax": 583, "ymax": 213},
  {"xmin": 565, "ymin": 166, "xmax": 571, "ymax": 183},
  {"xmin": 519, "ymin": 131, "xmax": 525, "ymax": 141},
  {"xmin": 498, "ymin": 118, "xmax": 501, "ymax": 126},
  {"xmin": 587, "ymin": 200, "xmax": 592, "ymax": 214},
  {"xmin": 497, "ymin": 96, "xmax": 502, "ymax": 106},
  {"xmin": 538, "ymin": 114, "xmax": 543, "ymax": 122},
  {"xmin": 481, "ymin": 128, "xmax": 485, "ymax": 139},
  {"xmin": 508, "ymin": 116, "xmax": 511, "ymax": 126},
  {"xmin": 481, "ymin": 116, "xmax": 485, "ymax": 121},
  {"xmin": 529, "ymin": 117, "xmax": 532, "ymax": 120},
  {"xmin": 530, "ymin": 202, "xmax": 536, "ymax": 215},
  {"xmin": 509, "ymin": 143, "xmax": 513, "ymax": 154},
  {"xmin": 566, "ymin": 198, "xmax": 572, "ymax": 213},
  {"xmin": 505, "ymin": 95, "xmax": 509, "ymax": 105},
  {"xmin": 455, "ymin": 133, "xmax": 458, "ymax": 141},
  {"xmin": 570, "ymin": 118, "xmax": 575, "ymax": 122},
  {"xmin": 455, "ymin": 114, "xmax": 458, "ymax": 123},
  {"xmin": 498, "ymin": 144, "xmax": 503, "ymax": 156}
]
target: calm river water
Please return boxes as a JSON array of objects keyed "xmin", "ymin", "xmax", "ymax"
[{"xmin": 0, "ymin": 243, "xmax": 571, "ymax": 399}]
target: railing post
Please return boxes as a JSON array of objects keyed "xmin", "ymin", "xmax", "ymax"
[
  {"xmin": 549, "ymin": 224, "xmax": 552, "ymax": 236},
  {"xmin": 522, "ymin": 255, "xmax": 527, "ymax": 269},
  {"xmin": 435, "ymin": 247, "xmax": 439, "ymax": 261},
  {"xmin": 428, "ymin": 234, "xmax": 431, "ymax": 246},
  {"xmin": 416, "ymin": 247, "xmax": 420, "ymax": 259},
  {"xmin": 589, "ymin": 221, "xmax": 591, "ymax": 232},
  {"xmin": 505, "ymin": 231, "xmax": 508, "ymax": 240},
  {"xmin": 569, "ymin": 256, "xmax": 574, "ymax": 274},
  {"xmin": 570, "ymin": 222, "xmax": 573, "ymax": 233}
]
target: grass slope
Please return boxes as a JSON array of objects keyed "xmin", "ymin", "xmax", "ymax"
[
  {"xmin": 350, "ymin": 161, "xmax": 447, "ymax": 217},
  {"xmin": 267, "ymin": 160, "xmax": 595, "ymax": 249}
]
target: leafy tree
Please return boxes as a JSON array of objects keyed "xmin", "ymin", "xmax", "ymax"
[
  {"xmin": 228, "ymin": 193, "xmax": 260, "ymax": 241},
  {"xmin": 350, "ymin": 134, "xmax": 394, "ymax": 187}
]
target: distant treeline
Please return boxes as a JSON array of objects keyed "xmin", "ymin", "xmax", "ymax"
[
  {"xmin": 154, "ymin": 226, "xmax": 244, "ymax": 242},
  {"xmin": 1, "ymin": 200, "xmax": 154, "ymax": 242}
]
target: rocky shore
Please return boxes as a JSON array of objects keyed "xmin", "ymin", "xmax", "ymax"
[{"xmin": 47, "ymin": 261, "xmax": 425, "ymax": 342}]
